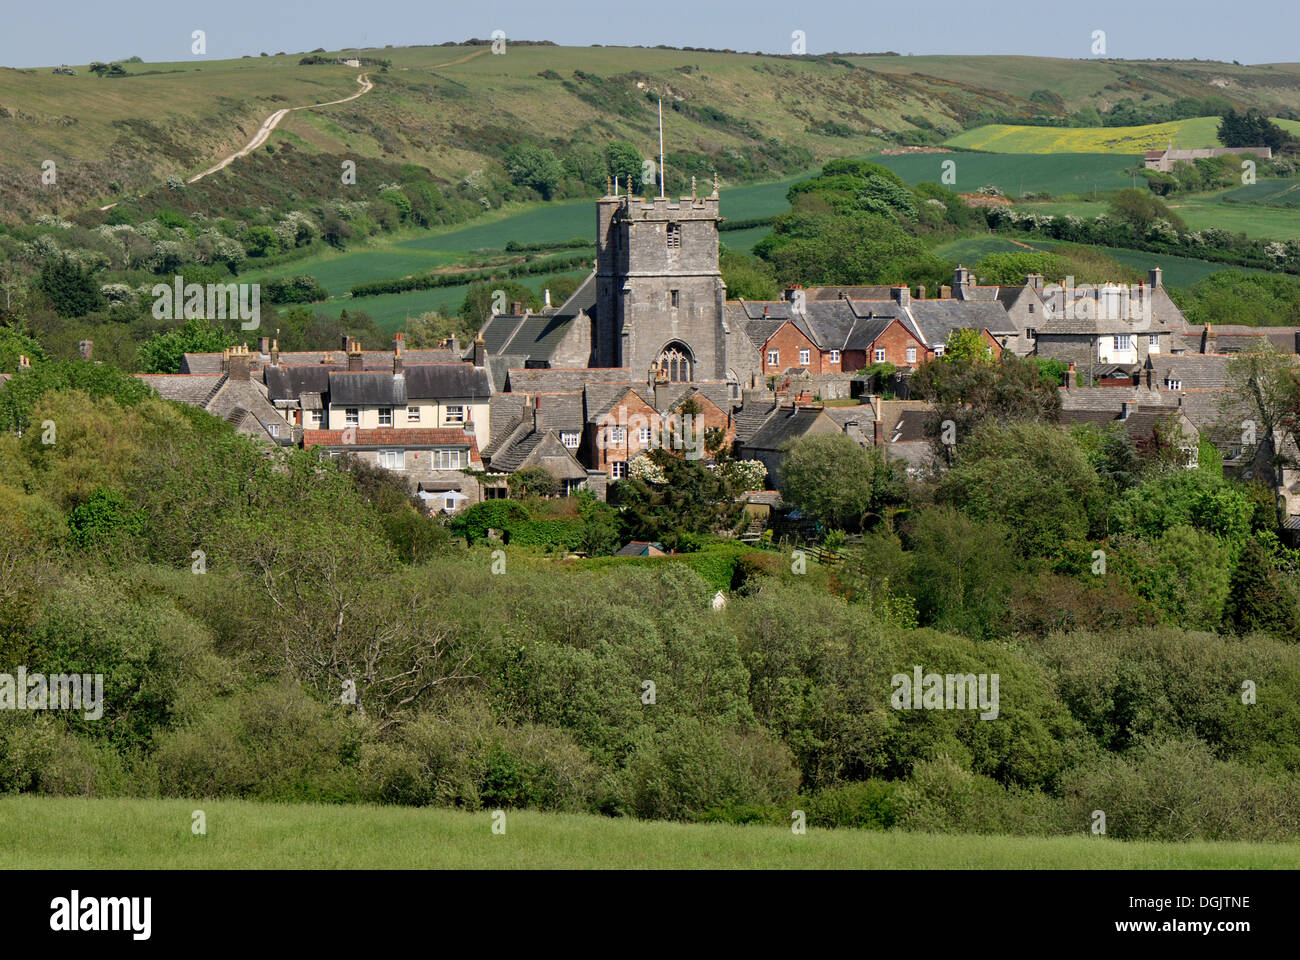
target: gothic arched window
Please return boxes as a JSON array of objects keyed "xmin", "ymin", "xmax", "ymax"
[{"xmin": 658, "ymin": 342, "xmax": 693, "ymax": 382}]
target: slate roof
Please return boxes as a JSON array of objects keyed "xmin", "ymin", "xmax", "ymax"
[
  {"xmin": 1058, "ymin": 404, "xmax": 1189, "ymax": 441},
  {"xmin": 403, "ymin": 364, "xmax": 491, "ymax": 400},
  {"xmin": 181, "ymin": 347, "xmax": 456, "ymax": 373},
  {"xmin": 505, "ymin": 368, "xmax": 631, "ymax": 393},
  {"xmin": 328, "ymin": 371, "xmax": 408, "ymax": 406},
  {"xmin": 1148, "ymin": 355, "xmax": 1234, "ymax": 390},
  {"xmin": 137, "ymin": 373, "xmax": 223, "ymax": 404},
  {"xmin": 264, "ymin": 365, "xmax": 335, "ymax": 402},
  {"xmin": 137, "ymin": 372, "xmax": 294, "ymax": 446},
  {"xmin": 905, "ymin": 299, "xmax": 1016, "ymax": 344},
  {"xmin": 744, "ymin": 407, "xmax": 831, "ymax": 451}
]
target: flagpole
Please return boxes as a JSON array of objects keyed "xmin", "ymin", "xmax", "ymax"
[{"xmin": 658, "ymin": 99, "xmax": 665, "ymax": 199}]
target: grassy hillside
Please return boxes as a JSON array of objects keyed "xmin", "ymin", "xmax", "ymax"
[
  {"xmin": 946, "ymin": 117, "xmax": 1300, "ymax": 153},
  {"xmin": 7, "ymin": 796, "xmax": 1299, "ymax": 869},
  {"xmin": 6, "ymin": 45, "xmax": 1300, "ymax": 221}
]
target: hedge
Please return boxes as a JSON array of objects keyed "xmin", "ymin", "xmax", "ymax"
[{"xmin": 350, "ymin": 252, "xmax": 593, "ymax": 298}]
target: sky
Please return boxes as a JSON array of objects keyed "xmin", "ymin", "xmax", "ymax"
[{"xmin": 1, "ymin": 0, "xmax": 1297, "ymax": 68}]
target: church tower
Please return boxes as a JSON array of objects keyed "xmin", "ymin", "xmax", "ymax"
[{"xmin": 594, "ymin": 178, "xmax": 727, "ymax": 381}]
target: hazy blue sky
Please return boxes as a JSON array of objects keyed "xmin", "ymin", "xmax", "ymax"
[{"xmin": 2, "ymin": 0, "xmax": 1296, "ymax": 68}]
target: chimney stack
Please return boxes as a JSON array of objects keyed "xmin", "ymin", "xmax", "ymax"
[
  {"xmin": 393, "ymin": 332, "xmax": 404, "ymax": 375},
  {"xmin": 1121, "ymin": 400, "xmax": 1134, "ymax": 421},
  {"xmin": 270, "ymin": 338, "xmax": 280, "ymax": 365},
  {"xmin": 1066, "ymin": 361, "xmax": 1075, "ymax": 389},
  {"xmin": 473, "ymin": 333, "xmax": 486, "ymax": 368},
  {"xmin": 940, "ymin": 285, "xmax": 952, "ymax": 299},
  {"xmin": 892, "ymin": 286, "xmax": 911, "ymax": 308},
  {"xmin": 510, "ymin": 300, "xmax": 523, "ymax": 316},
  {"xmin": 347, "ymin": 339, "xmax": 363, "ymax": 372},
  {"xmin": 532, "ymin": 396, "xmax": 543, "ymax": 432},
  {"xmin": 18, "ymin": 354, "xmax": 31, "ymax": 370},
  {"xmin": 1148, "ymin": 267, "xmax": 1162, "ymax": 289},
  {"xmin": 78, "ymin": 340, "xmax": 93, "ymax": 362},
  {"xmin": 227, "ymin": 344, "xmax": 251, "ymax": 381},
  {"xmin": 954, "ymin": 265, "xmax": 971, "ymax": 298},
  {"xmin": 916, "ymin": 284, "xmax": 926, "ymax": 301},
  {"xmin": 341, "ymin": 334, "xmax": 352, "ymax": 351},
  {"xmin": 258, "ymin": 336, "xmax": 270, "ymax": 355}
]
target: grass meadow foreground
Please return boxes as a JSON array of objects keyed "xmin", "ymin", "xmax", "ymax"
[{"xmin": 3, "ymin": 797, "xmax": 1299, "ymax": 869}]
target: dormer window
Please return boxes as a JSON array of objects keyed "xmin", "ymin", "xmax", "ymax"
[{"xmin": 666, "ymin": 222, "xmax": 681, "ymax": 249}]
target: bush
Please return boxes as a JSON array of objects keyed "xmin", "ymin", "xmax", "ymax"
[
  {"xmin": 802, "ymin": 780, "xmax": 903, "ymax": 829},
  {"xmin": 606, "ymin": 719, "xmax": 800, "ymax": 821}
]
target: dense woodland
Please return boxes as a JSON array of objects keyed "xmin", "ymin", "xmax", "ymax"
[{"xmin": 3, "ymin": 320, "xmax": 1300, "ymax": 841}]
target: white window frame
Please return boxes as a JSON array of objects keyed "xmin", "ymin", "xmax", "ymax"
[
  {"xmin": 561, "ymin": 432, "xmax": 580, "ymax": 449},
  {"xmin": 799, "ymin": 348, "xmax": 810, "ymax": 365},
  {"xmin": 905, "ymin": 346, "xmax": 917, "ymax": 363},
  {"xmin": 378, "ymin": 407, "xmax": 393, "ymax": 427},
  {"xmin": 638, "ymin": 427, "xmax": 652, "ymax": 443},
  {"xmin": 1114, "ymin": 334, "xmax": 1133, "ymax": 350},
  {"xmin": 874, "ymin": 348, "xmax": 886, "ymax": 363},
  {"xmin": 609, "ymin": 426, "xmax": 625, "ymax": 444},
  {"xmin": 345, "ymin": 407, "xmax": 359, "ymax": 426},
  {"xmin": 434, "ymin": 448, "xmax": 465, "ymax": 469},
  {"xmin": 1166, "ymin": 378, "xmax": 1182, "ymax": 391},
  {"xmin": 828, "ymin": 349, "xmax": 841, "ymax": 364},
  {"xmin": 378, "ymin": 449, "xmax": 405, "ymax": 471},
  {"xmin": 407, "ymin": 406, "xmax": 421, "ymax": 423},
  {"xmin": 1025, "ymin": 328, "xmax": 1037, "ymax": 340},
  {"xmin": 444, "ymin": 404, "xmax": 465, "ymax": 425},
  {"xmin": 767, "ymin": 349, "xmax": 779, "ymax": 367},
  {"xmin": 610, "ymin": 461, "xmax": 626, "ymax": 479},
  {"xmin": 310, "ymin": 409, "xmax": 322, "ymax": 426},
  {"xmin": 933, "ymin": 344, "xmax": 945, "ymax": 357}
]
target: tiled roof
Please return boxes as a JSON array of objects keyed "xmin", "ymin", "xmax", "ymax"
[{"xmin": 302, "ymin": 427, "xmax": 481, "ymax": 460}]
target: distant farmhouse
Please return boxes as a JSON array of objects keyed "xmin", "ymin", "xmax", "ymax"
[{"xmin": 1143, "ymin": 145, "xmax": 1272, "ymax": 172}]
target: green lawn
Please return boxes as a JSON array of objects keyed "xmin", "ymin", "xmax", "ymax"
[{"xmin": 4, "ymin": 797, "xmax": 1299, "ymax": 869}]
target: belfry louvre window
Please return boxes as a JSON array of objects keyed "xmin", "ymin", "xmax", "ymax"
[{"xmin": 666, "ymin": 223, "xmax": 681, "ymax": 249}]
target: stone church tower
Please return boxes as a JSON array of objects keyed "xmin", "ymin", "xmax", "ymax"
[{"xmin": 594, "ymin": 181, "xmax": 728, "ymax": 381}]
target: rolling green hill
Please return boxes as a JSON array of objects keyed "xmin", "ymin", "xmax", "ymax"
[{"xmin": 6, "ymin": 45, "xmax": 1300, "ymax": 221}]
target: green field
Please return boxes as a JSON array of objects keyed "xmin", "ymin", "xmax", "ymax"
[
  {"xmin": 868, "ymin": 152, "xmax": 1138, "ymax": 196},
  {"xmin": 1212, "ymin": 178, "xmax": 1300, "ymax": 207},
  {"xmin": 932, "ymin": 235, "xmax": 1278, "ymax": 288},
  {"xmin": 945, "ymin": 117, "xmax": 1300, "ymax": 154},
  {"xmin": 251, "ymin": 172, "xmax": 808, "ymax": 330},
  {"xmin": 5, "ymin": 796, "xmax": 1299, "ymax": 869},
  {"xmin": 1016, "ymin": 196, "xmax": 1300, "ymax": 243}
]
